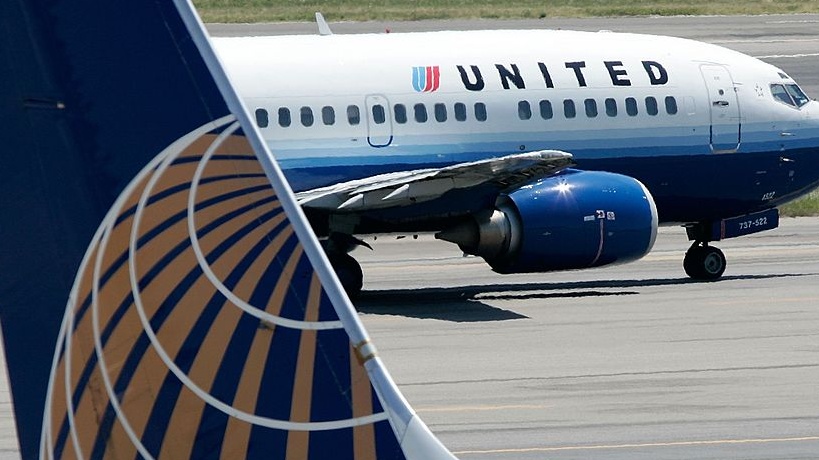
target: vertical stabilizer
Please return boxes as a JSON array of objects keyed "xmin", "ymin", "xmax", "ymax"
[
  {"xmin": 316, "ymin": 12, "xmax": 334, "ymax": 36},
  {"xmin": 0, "ymin": 0, "xmax": 454, "ymax": 458}
]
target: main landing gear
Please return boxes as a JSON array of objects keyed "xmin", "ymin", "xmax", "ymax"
[
  {"xmin": 323, "ymin": 232, "xmax": 370, "ymax": 298},
  {"xmin": 683, "ymin": 242, "xmax": 726, "ymax": 280}
]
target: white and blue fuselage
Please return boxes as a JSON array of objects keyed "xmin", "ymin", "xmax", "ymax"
[{"xmin": 216, "ymin": 29, "xmax": 819, "ymax": 226}]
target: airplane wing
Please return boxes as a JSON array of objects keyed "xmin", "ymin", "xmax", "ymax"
[
  {"xmin": 297, "ymin": 150, "xmax": 574, "ymax": 210},
  {"xmin": 0, "ymin": 0, "xmax": 453, "ymax": 458}
]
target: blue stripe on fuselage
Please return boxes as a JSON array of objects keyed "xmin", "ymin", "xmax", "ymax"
[{"xmin": 281, "ymin": 142, "xmax": 819, "ymax": 225}]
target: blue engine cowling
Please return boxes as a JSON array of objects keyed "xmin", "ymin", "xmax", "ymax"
[{"xmin": 436, "ymin": 169, "xmax": 658, "ymax": 273}]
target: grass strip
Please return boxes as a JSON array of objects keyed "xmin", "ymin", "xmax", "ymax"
[
  {"xmin": 780, "ymin": 189, "xmax": 819, "ymax": 217},
  {"xmin": 194, "ymin": 0, "xmax": 819, "ymax": 23}
]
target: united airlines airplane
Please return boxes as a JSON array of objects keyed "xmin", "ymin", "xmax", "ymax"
[
  {"xmin": 0, "ymin": 0, "xmax": 452, "ymax": 458},
  {"xmin": 215, "ymin": 23, "xmax": 819, "ymax": 295}
]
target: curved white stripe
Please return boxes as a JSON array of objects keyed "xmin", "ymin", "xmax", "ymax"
[
  {"xmin": 42, "ymin": 219, "xmax": 114, "ymax": 458},
  {"xmin": 94, "ymin": 216, "xmax": 156, "ymax": 459},
  {"xmin": 52, "ymin": 115, "xmax": 234, "ymax": 458},
  {"xmin": 126, "ymin": 119, "xmax": 383, "ymax": 431},
  {"xmin": 40, "ymin": 299, "xmax": 72, "ymax": 460},
  {"xmin": 64, "ymin": 298, "xmax": 84, "ymax": 459},
  {"xmin": 185, "ymin": 121, "xmax": 342, "ymax": 331}
]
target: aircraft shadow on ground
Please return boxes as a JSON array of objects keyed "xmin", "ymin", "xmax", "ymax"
[{"xmin": 355, "ymin": 273, "xmax": 813, "ymax": 322}]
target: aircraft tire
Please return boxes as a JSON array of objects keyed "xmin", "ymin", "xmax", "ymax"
[
  {"xmin": 329, "ymin": 252, "xmax": 363, "ymax": 299},
  {"xmin": 684, "ymin": 245, "xmax": 726, "ymax": 280}
]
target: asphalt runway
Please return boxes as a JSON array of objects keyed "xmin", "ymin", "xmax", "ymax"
[
  {"xmin": 354, "ymin": 217, "xmax": 819, "ymax": 459},
  {"xmin": 1, "ymin": 15, "xmax": 816, "ymax": 460}
]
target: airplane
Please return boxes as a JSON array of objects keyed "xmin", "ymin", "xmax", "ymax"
[
  {"xmin": 0, "ymin": 0, "xmax": 453, "ymax": 458},
  {"xmin": 213, "ymin": 21, "xmax": 819, "ymax": 295}
]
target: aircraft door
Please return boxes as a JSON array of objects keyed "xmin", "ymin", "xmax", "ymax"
[
  {"xmin": 365, "ymin": 94, "xmax": 393, "ymax": 147},
  {"xmin": 701, "ymin": 65, "xmax": 740, "ymax": 153}
]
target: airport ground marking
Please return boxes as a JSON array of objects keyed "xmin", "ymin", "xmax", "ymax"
[{"xmin": 454, "ymin": 435, "xmax": 819, "ymax": 455}]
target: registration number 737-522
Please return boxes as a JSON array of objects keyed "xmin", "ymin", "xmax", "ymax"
[{"xmin": 711, "ymin": 208, "xmax": 779, "ymax": 240}]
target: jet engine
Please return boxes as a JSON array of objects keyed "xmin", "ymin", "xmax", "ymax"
[{"xmin": 436, "ymin": 170, "xmax": 658, "ymax": 273}]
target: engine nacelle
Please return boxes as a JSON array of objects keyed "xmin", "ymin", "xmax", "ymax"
[{"xmin": 436, "ymin": 170, "xmax": 658, "ymax": 273}]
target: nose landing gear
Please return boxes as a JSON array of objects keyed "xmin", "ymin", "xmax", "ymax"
[{"xmin": 683, "ymin": 242, "xmax": 726, "ymax": 280}]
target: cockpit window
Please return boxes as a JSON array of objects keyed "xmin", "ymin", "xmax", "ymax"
[
  {"xmin": 785, "ymin": 84, "xmax": 810, "ymax": 107},
  {"xmin": 771, "ymin": 83, "xmax": 811, "ymax": 108},
  {"xmin": 770, "ymin": 84, "xmax": 795, "ymax": 106}
]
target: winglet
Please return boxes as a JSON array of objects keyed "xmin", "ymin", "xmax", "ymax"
[{"xmin": 316, "ymin": 12, "xmax": 333, "ymax": 36}]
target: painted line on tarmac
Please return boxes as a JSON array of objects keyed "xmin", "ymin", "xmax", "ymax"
[
  {"xmin": 707, "ymin": 295, "xmax": 819, "ymax": 306},
  {"xmin": 454, "ymin": 435, "xmax": 819, "ymax": 455},
  {"xmin": 757, "ymin": 53, "xmax": 819, "ymax": 59},
  {"xmin": 416, "ymin": 404, "xmax": 550, "ymax": 413},
  {"xmin": 718, "ymin": 38, "xmax": 819, "ymax": 44}
]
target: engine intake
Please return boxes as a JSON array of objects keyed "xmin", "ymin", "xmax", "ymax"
[{"xmin": 436, "ymin": 170, "xmax": 658, "ymax": 273}]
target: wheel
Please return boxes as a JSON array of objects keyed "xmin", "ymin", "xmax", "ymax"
[
  {"xmin": 328, "ymin": 252, "xmax": 363, "ymax": 298},
  {"xmin": 684, "ymin": 245, "xmax": 726, "ymax": 280}
]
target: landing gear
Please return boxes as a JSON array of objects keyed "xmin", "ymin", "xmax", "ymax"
[
  {"xmin": 328, "ymin": 252, "xmax": 363, "ymax": 298},
  {"xmin": 323, "ymin": 232, "xmax": 370, "ymax": 299},
  {"xmin": 683, "ymin": 242, "xmax": 726, "ymax": 280}
]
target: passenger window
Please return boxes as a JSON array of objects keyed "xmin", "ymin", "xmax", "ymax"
[
  {"xmin": 278, "ymin": 107, "xmax": 291, "ymax": 127},
  {"xmin": 664, "ymin": 96, "xmax": 678, "ymax": 115},
  {"xmin": 255, "ymin": 108, "xmax": 269, "ymax": 128},
  {"xmin": 770, "ymin": 84, "xmax": 794, "ymax": 106},
  {"xmin": 454, "ymin": 102, "xmax": 467, "ymax": 121},
  {"xmin": 786, "ymin": 84, "xmax": 810, "ymax": 107},
  {"xmin": 300, "ymin": 107, "xmax": 314, "ymax": 126},
  {"xmin": 645, "ymin": 97, "xmax": 658, "ymax": 116},
  {"xmin": 347, "ymin": 105, "xmax": 361, "ymax": 125},
  {"xmin": 584, "ymin": 98, "xmax": 598, "ymax": 118},
  {"xmin": 563, "ymin": 99, "xmax": 576, "ymax": 119},
  {"xmin": 414, "ymin": 103, "xmax": 428, "ymax": 123},
  {"xmin": 605, "ymin": 98, "xmax": 617, "ymax": 117},
  {"xmin": 434, "ymin": 103, "xmax": 447, "ymax": 122},
  {"xmin": 394, "ymin": 104, "xmax": 407, "ymax": 124},
  {"xmin": 474, "ymin": 102, "xmax": 487, "ymax": 121},
  {"xmin": 321, "ymin": 106, "xmax": 335, "ymax": 125},
  {"xmin": 539, "ymin": 100, "xmax": 553, "ymax": 120},
  {"xmin": 372, "ymin": 104, "xmax": 386, "ymax": 124},
  {"xmin": 625, "ymin": 97, "xmax": 638, "ymax": 116},
  {"xmin": 518, "ymin": 101, "xmax": 532, "ymax": 120}
]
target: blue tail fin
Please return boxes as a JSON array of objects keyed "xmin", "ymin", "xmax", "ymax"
[{"xmin": 0, "ymin": 0, "xmax": 453, "ymax": 458}]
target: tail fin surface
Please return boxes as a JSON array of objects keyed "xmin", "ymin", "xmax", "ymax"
[{"xmin": 0, "ymin": 0, "xmax": 454, "ymax": 458}]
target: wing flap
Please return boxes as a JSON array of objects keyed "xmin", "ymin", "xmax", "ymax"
[{"xmin": 298, "ymin": 150, "xmax": 574, "ymax": 211}]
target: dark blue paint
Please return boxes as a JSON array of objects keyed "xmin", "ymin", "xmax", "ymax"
[
  {"xmin": 246, "ymin": 327, "xmax": 300, "ymax": 456},
  {"xmin": 374, "ymin": 419, "xmax": 407, "ymax": 459},
  {"xmin": 308, "ymin": 428, "xmax": 354, "ymax": 459},
  {"xmin": 711, "ymin": 208, "xmax": 779, "ymax": 241},
  {"xmin": 277, "ymin": 252, "xmax": 319, "ymax": 320},
  {"xmin": 495, "ymin": 170, "xmax": 655, "ymax": 273},
  {"xmin": 309, "ymin": 329, "xmax": 354, "ymax": 423},
  {"xmin": 287, "ymin": 146, "xmax": 819, "ymax": 232},
  {"xmin": 317, "ymin": 290, "xmax": 340, "ymax": 322}
]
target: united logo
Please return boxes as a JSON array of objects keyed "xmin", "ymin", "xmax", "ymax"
[{"xmin": 412, "ymin": 65, "xmax": 440, "ymax": 92}]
